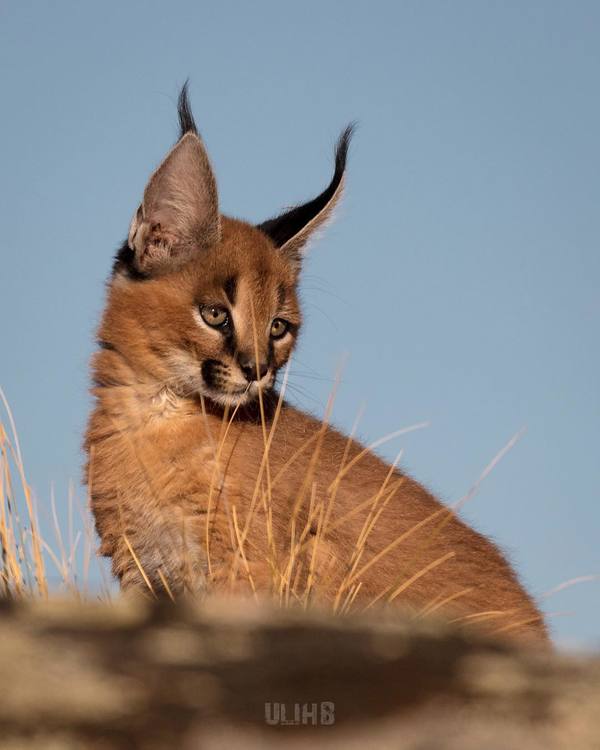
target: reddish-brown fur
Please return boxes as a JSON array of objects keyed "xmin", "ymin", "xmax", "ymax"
[{"xmin": 86, "ymin": 102, "xmax": 548, "ymax": 645}]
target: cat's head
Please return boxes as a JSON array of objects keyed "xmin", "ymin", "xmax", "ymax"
[{"xmin": 99, "ymin": 84, "xmax": 352, "ymax": 407}]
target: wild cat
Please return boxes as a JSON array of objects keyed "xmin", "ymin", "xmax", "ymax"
[{"xmin": 86, "ymin": 85, "xmax": 548, "ymax": 644}]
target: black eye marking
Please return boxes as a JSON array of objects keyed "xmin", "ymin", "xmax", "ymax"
[
  {"xmin": 270, "ymin": 318, "xmax": 290, "ymax": 339},
  {"xmin": 223, "ymin": 276, "xmax": 237, "ymax": 305},
  {"xmin": 200, "ymin": 305, "xmax": 230, "ymax": 329}
]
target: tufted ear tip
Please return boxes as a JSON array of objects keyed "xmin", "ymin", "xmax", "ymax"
[{"xmin": 177, "ymin": 80, "xmax": 198, "ymax": 139}]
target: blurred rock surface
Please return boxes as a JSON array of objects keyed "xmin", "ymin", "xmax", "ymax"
[{"xmin": 0, "ymin": 598, "xmax": 598, "ymax": 749}]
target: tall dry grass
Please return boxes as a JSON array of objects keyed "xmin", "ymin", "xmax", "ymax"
[
  {"xmin": 0, "ymin": 379, "xmax": 593, "ymax": 641},
  {"xmin": 0, "ymin": 388, "xmax": 111, "ymax": 600}
]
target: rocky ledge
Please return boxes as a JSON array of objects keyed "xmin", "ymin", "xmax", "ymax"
[{"xmin": 0, "ymin": 597, "xmax": 598, "ymax": 749}]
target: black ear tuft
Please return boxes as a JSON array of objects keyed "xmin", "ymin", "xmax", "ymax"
[
  {"xmin": 257, "ymin": 123, "xmax": 355, "ymax": 251},
  {"xmin": 178, "ymin": 80, "xmax": 198, "ymax": 138}
]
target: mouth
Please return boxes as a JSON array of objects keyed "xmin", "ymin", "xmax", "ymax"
[
  {"xmin": 199, "ymin": 360, "xmax": 274, "ymax": 407},
  {"xmin": 202, "ymin": 380, "xmax": 272, "ymax": 407}
]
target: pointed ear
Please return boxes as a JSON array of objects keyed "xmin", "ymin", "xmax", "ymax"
[
  {"xmin": 128, "ymin": 130, "xmax": 220, "ymax": 276},
  {"xmin": 257, "ymin": 124, "xmax": 354, "ymax": 271}
]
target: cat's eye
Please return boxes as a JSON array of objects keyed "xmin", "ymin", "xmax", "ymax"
[
  {"xmin": 270, "ymin": 318, "xmax": 289, "ymax": 339},
  {"xmin": 200, "ymin": 305, "xmax": 229, "ymax": 328}
]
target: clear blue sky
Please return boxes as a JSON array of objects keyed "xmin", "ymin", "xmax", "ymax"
[{"xmin": 1, "ymin": 1, "xmax": 598, "ymax": 648}]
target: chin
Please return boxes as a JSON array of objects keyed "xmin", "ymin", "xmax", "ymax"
[
  {"xmin": 201, "ymin": 379, "xmax": 274, "ymax": 409},
  {"xmin": 207, "ymin": 389, "xmax": 252, "ymax": 408}
]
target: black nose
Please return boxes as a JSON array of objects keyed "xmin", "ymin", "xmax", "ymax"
[{"xmin": 239, "ymin": 358, "xmax": 269, "ymax": 383}]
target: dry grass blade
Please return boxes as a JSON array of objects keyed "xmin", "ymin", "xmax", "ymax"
[
  {"xmin": 204, "ymin": 396, "xmax": 245, "ymax": 578},
  {"xmin": 418, "ymin": 587, "xmax": 474, "ymax": 618},
  {"xmin": 231, "ymin": 504, "xmax": 257, "ymax": 597},
  {"xmin": 540, "ymin": 575, "xmax": 600, "ymax": 601},
  {"xmin": 449, "ymin": 610, "xmax": 514, "ymax": 625},
  {"xmin": 326, "ymin": 422, "xmax": 429, "ymax": 495},
  {"xmin": 122, "ymin": 534, "xmax": 156, "ymax": 598},
  {"xmin": 491, "ymin": 614, "xmax": 548, "ymax": 636},
  {"xmin": 386, "ymin": 551, "xmax": 456, "ymax": 604},
  {"xmin": 157, "ymin": 568, "xmax": 175, "ymax": 602}
]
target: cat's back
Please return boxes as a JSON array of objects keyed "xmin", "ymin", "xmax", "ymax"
[{"xmin": 220, "ymin": 403, "xmax": 548, "ymax": 644}]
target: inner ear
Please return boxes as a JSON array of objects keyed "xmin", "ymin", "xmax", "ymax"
[
  {"xmin": 257, "ymin": 124, "xmax": 354, "ymax": 270},
  {"xmin": 128, "ymin": 131, "xmax": 220, "ymax": 276}
]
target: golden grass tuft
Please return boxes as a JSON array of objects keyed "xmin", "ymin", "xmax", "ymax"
[{"xmin": 0, "ymin": 387, "xmax": 110, "ymax": 600}]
